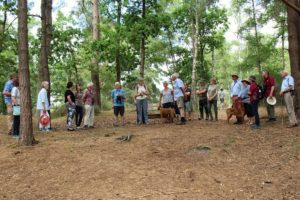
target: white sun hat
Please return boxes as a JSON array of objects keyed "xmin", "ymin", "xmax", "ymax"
[{"xmin": 266, "ymin": 96, "xmax": 277, "ymax": 106}]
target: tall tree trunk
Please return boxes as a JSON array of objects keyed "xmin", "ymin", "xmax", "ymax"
[
  {"xmin": 139, "ymin": 0, "xmax": 146, "ymax": 78},
  {"xmin": 115, "ymin": 0, "xmax": 122, "ymax": 82},
  {"xmin": 191, "ymin": 1, "xmax": 199, "ymax": 97},
  {"xmin": 0, "ymin": 0, "xmax": 8, "ymax": 53},
  {"xmin": 211, "ymin": 47, "xmax": 215, "ymax": 76},
  {"xmin": 38, "ymin": 0, "xmax": 52, "ymax": 96},
  {"xmin": 18, "ymin": 0, "xmax": 35, "ymax": 145},
  {"xmin": 91, "ymin": 0, "xmax": 101, "ymax": 109},
  {"xmin": 286, "ymin": 0, "xmax": 300, "ymax": 117},
  {"xmin": 251, "ymin": 0, "xmax": 261, "ymax": 74}
]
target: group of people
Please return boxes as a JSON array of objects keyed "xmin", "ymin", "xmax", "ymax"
[
  {"xmin": 1, "ymin": 69, "xmax": 298, "ymax": 138},
  {"xmin": 230, "ymin": 70, "xmax": 298, "ymax": 129}
]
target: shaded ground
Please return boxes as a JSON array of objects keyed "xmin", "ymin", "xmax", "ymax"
[{"xmin": 0, "ymin": 108, "xmax": 299, "ymax": 200}]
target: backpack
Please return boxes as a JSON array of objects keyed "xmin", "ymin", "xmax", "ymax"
[{"xmin": 257, "ymin": 84, "xmax": 264, "ymax": 100}]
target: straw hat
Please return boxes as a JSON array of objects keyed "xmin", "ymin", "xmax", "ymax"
[
  {"xmin": 266, "ymin": 96, "xmax": 277, "ymax": 106},
  {"xmin": 231, "ymin": 72, "xmax": 239, "ymax": 77}
]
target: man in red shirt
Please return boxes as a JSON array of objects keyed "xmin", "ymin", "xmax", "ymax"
[{"xmin": 262, "ymin": 71, "xmax": 276, "ymax": 122}]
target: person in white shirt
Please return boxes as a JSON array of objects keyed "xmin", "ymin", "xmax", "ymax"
[
  {"xmin": 280, "ymin": 71, "xmax": 298, "ymax": 128},
  {"xmin": 11, "ymin": 79, "xmax": 20, "ymax": 138},
  {"xmin": 37, "ymin": 81, "xmax": 51, "ymax": 131},
  {"xmin": 171, "ymin": 73, "xmax": 186, "ymax": 125},
  {"xmin": 134, "ymin": 77, "xmax": 149, "ymax": 125},
  {"xmin": 230, "ymin": 73, "xmax": 244, "ymax": 124}
]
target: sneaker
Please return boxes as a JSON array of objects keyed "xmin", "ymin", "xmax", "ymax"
[
  {"xmin": 176, "ymin": 121, "xmax": 186, "ymax": 125},
  {"xmin": 266, "ymin": 118, "xmax": 276, "ymax": 122},
  {"xmin": 198, "ymin": 117, "xmax": 202, "ymax": 120},
  {"xmin": 67, "ymin": 128, "xmax": 75, "ymax": 131},
  {"xmin": 251, "ymin": 124, "xmax": 260, "ymax": 129},
  {"xmin": 113, "ymin": 123, "xmax": 118, "ymax": 127},
  {"xmin": 12, "ymin": 135, "xmax": 20, "ymax": 139},
  {"xmin": 89, "ymin": 126, "xmax": 95, "ymax": 129},
  {"xmin": 83, "ymin": 125, "xmax": 88, "ymax": 129},
  {"xmin": 76, "ymin": 126, "xmax": 82, "ymax": 130},
  {"xmin": 286, "ymin": 124, "xmax": 298, "ymax": 128},
  {"xmin": 233, "ymin": 121, "xmax": 242, "ymax": 125}
]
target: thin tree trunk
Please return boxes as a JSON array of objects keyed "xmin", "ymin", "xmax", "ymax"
[
  {"xmin": 0, "ymin": 0, "xmax": 8, "ymax": 53},
  {"xmin": 286, "ymin": 0, "xmax": 300, "ymax": 117},
  {"xmin": 38, "ymin": 0, "xmax": 52, "ymax": 96},
  {"xmin": 91, "ymin": 0, "xmax": 101, "ymax": 109},
  {"xmin": 18, "ymin": 0, "xmax": 35, "ymax": 145},
  {"xmin": 140, "ymin": 0, "xmax": 146, "ymax": 78},
  {"xmin": 191, "ymin": 2, "xmax": 199, "ymax": 96},
  {"xmin": 211, "ymin": 47, "xmax": 215, "ymax": 76},
  {"xmin": 115, "ymin": 0, "xmax": 122, "ymax": 82},
  {"xmin": 251, "ymin": 0, "xmax": 261, "ymax": 73}
]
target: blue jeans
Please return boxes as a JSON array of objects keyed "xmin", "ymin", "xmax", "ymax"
[
  {"xmin": 136, "ymin": 99, "xmax": 148, "ymax": 124},
  {"xmin": 251, "ymin": 100, "xmax": 260, "ymax": 126}
]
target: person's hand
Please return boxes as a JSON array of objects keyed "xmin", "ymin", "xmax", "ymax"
[
  {"xmin": 280, "ymin": 92, "xmax": 283, "ymax": 96},
  {"xmin": 268, "ymin": 96, "xmax": 273, "ymax": 99}
]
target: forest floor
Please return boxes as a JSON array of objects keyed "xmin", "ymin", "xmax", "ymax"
[{"xmin": 0, "ymin": 107, "xmax": 299, "ymax": 200}]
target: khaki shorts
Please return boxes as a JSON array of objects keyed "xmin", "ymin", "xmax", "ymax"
[{"xmin": 176, "ymin": 96, "xmax": 184, "ymax": 108}]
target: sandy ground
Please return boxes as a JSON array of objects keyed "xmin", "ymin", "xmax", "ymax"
[{"xmin": 0, "ymin": 108, "xmax": 299, "ymax": 200}]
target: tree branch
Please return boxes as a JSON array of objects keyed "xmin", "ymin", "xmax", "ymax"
[{"xmin": 282, "ymin": 0, "xmax": 300, "ymax": 14}]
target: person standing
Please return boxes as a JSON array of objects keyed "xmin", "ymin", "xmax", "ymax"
[
  {"xmin": 280, "ymin": 71, "xmax": 298, "ymax": 128},
  {"xmin": 230, "ymin": 73, "xmax": 244, "ymax": 124},
  {"xmin": 75, "ymin": 84, "xmax": 84, "ymax": 129},
  {"xmin": 196, "ymin": 79, "xmax": 209, "ymax": 120},
  {"xmin": 112, "ymin": 82, "xmax": 126, "ymax": 127},
  {"xmin": 11, "ymin": 79, "xmax": 20, "ymax": 139},
  {"xmin": 240, "ymin": 80, "xmax": 253, "ymax": 124},
  {"xmin": 219, "ymin": 88, "xmax": 225, "ymax": 109},
  {"xmin": 207, "ymin": 79, "xmax": 219, "ymax": 121},
  {"xmin": 2, "ymin": 74, "xmax": 17, "ymax": 135},
  {"xmin": 248, "ymin": 76, "xmax": 260, "ymax": 129},
  {"xmin": 171, "ymin": 73, "xmax": 186, "ymax": 125},
  {"xmin": 83, "ymin": 83, "xmax": 95, "ymax": 128},
  {"xmin": 37, "ymin": 81, "xmax": 51, "ymax": 132},
  {"xmin": 159, "ymin": 81, "xmax": 173, "ymax": 108},
  {"xmin": 134, "ymin": 77, "xmax": 149, "ymax": 125},
  {"xmin": 65, "ymin": 82, "xmax": 76, "ymax": 131},
  {"xmin": 262, "ymin": 71, "xmax": 276, "ymax": 122},
  {"xmin": 184, "ymin": 83, "xmax": 192, "ymax": 121}
]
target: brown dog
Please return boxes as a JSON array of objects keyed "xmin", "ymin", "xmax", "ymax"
[
  {"xmin": 159, "ymin": 107, "xmax": 175, "ymax": 123},
  {"xmin": 226, "ymin": 107, "xmax": 245, "ymax": 123}
]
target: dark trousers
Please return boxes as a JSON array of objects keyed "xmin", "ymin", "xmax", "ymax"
[
  {"xmin": 252, "ymin": 100, "xmax": 260, "ymax": 126},
  {"xmin": 75, "ymin": 106, "xmax": 83, "ymax": 127},
  {"xmin": 199, "ymin": 99, "xmax": 209, "ymax": 119},
  {"xmin": 208, "ymin": 100, "xmax": 218, "ymax": 120},
  {"xmin": 13, "ymin": 115, "xmax": 20, "ymax": 136}
]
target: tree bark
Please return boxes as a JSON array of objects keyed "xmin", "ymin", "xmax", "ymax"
[
  {"xmin": 139, "ymin": 0, "xmax": 146, "ymax": 78},
  {"xmin": 38, "ymin": 0, "xmax": 52, "ymax": 96},
  {"xmin": 115, "ymin": 0, "xmax": 122, "ymax": 82},
  {"xmin": 18, "ymin": 0, "xmax": 35, "ymax": 145},
  {"xmin": 191, "ymin": 1, "xmax": 199, "ymax": 97},
  {"xmin": 91, "ymin": 0, "xmax": 101, "ymax": 109},
  {"xmin": 286, "ymin": 0, "xmax": 300, "ymax": 117},
  {"xmin": 251, "ymin": 0, "xmax": 261, "ymax": 74}
]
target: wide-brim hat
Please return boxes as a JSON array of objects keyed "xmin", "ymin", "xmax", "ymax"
[
  {"xmin": 241, "ymin": 80, "xmax": 250, "ymax": 85},
  {"xmin": 231, "ymin": 73, "xmax": 239, "ymax": 77},
  {"xmin": 39, "ymin": 114, "xmax": 50, "ymax": 126},
  {"xmin": 266, "ymin": 97, "xmax": 277, "ymax": 106}
]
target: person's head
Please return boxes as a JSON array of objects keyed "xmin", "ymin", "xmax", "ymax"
[
  {"xmin": 13, "ymin": 79, "xmax": 19, "ymax": 87},
  {"xmin": 42, "ymin": 81, "xmax": 49, "ymax": 90},
  {"xmin": 262, "ymin": 70, "xmax": 269, "ymax": 79},
  {"xmin": 67, "ymin": 81, "xmax": 73, "ymax": 89},
  {"xmin": 249, "ymin": 76, "xmax": 256, "ymax": 83},
  {"xmin": 163, "ymin": 81, "xmax": 168, "ymax": 88},
  {"xmin": 87, "ymin": 82, "xmax": 94, "ymax": 90},
  {"xmin": 241, "ymin": 80, "xmax": 250, "ymax": 87},
  {"xmin": 10, "ymin": 74, "xmax": 18, "ymax": 82},
  {"xmin": 115, "ymin": 81, "xmax": 121, "ymax": 89},
  {"xmin": 231, "ymin": 73, "xmax": 239, "ymax": 81},
  {"xmin": 138, "ymin": 77, "xmax": 144, "ymax": 85},
  {"xmin": 220, "ymin": 88, "xmax": 223, "ymax": 91},
  {"xmin": 210, "ymin": 79, "xmax": 216, "ymax": 85},
  {"xmin": 200, "ymin": 79, "xmax": 205, "ymax": 86},
  {"xmin": 76, "ymin": 84, "xmax": 81, "ymax": 92},
  {"xmin": 171, "ymin": 73, "xmax": 179, "ymax": 81},
  {"xmin": 281, "ymin": 71, "xmax": 288, "ymax": 78},
  {"xmin": 184, "ymin": 83, "xmax": 189, "ymax": 88}
]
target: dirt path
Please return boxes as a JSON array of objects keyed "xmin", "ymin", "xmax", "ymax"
[{"xmin": 0, "ymin": 109, "xmax": 299, "ymax": 200}]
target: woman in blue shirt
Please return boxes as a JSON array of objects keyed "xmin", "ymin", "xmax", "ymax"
[{"xmin": 112, "ymin": 82, "xmax": 126, "ymax": 127}]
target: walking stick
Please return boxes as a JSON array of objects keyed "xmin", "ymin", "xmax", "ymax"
[{"xmin": 281, "ymin": 96, "xmax": 284, "ymax": 129}]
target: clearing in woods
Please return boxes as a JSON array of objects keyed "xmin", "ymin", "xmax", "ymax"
[{"xmin": 0, "ymin": 108, "xmax": 299, "ymax": 200}]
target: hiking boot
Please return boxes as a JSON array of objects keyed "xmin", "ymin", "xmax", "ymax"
[{"xmin": 176, "ymin": 121, "xmax": 186, "ymax": 125}]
